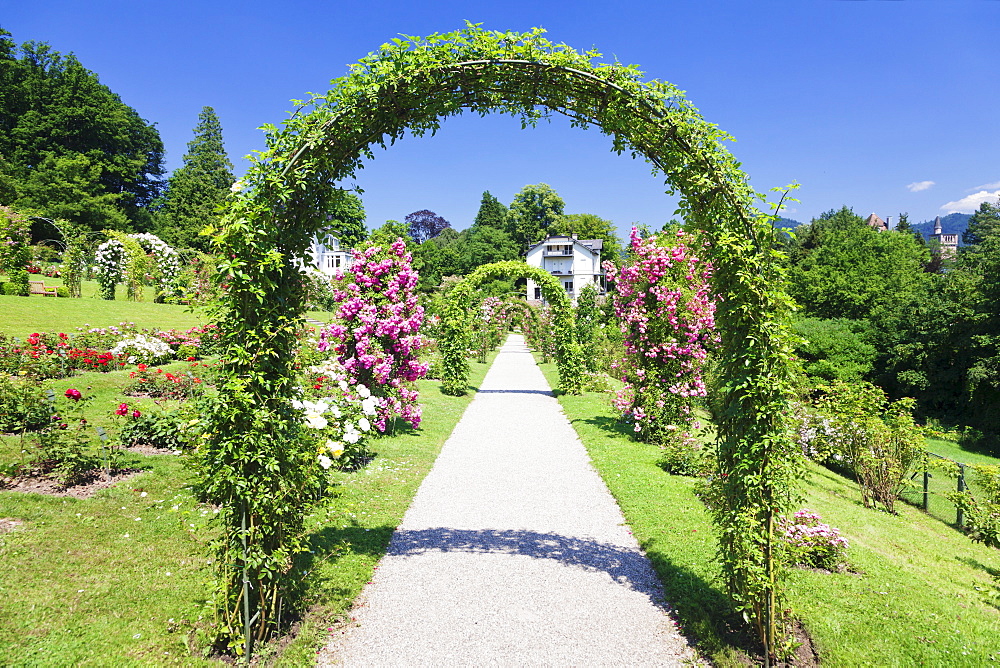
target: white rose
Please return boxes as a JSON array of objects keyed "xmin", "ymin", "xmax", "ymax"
[
  {"xmin": 358, "ymin": 417, "xmax": 371, "ymax": 432},
  {"xmin": 357, "ymin": 384, "xmax": 371, "ymax": 399},
  {"xmin": 318, "ymin": 454, "xmax": 333, "ymax": 469}
]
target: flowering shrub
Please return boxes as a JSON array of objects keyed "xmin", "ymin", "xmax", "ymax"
[
  {"xmin": 94, "ymin": 238, "xmax": 127, "ymax": 300},
  {"xmin": 472, "ymin": 295, "xmax": 510, "ymax": 363},
  {"xmin": 795, "ymin": 380, "xmax": 924, "ymax": 513},
  {"xmin": 0, "ymin": 206, "xmax": 32, "ymax": 296},
  {"xmin": 22, "ymin": 389, "xmax": 104, "ymax": 485},
  {"xmin": 124, "ymin": 362, "xmax": 208, "ymax": 399},
  {"xmin": 109, "ymin": 334, "xmax": 174, "ymax": 365},
  {"xmin": 780, "ymin": 510, "xmax": 849, "ymax": 571},
  {"xmin": 93, "ymin": 233, "xmax": 181, "ymax": 301},
  {"xmin": 317, "ymin": 238, "xmax": 427, "ymax": 431},
  {"xmin": 604, "ymin": 227, "xmax": 718, "ymax": 447},
  {"xmin": 294, "ymin": 359, "xmax": 379, "ymax": 468},
  {"xmin": 131, "ymin": 233, "xmax": 182, "ymax": 301}
]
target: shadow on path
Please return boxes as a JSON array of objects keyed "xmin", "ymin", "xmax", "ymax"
[
  {"xmin": 387, "ymin": 527, "xmax": 669, "ymax": 609},
  {"xmin": 475, "ymin": 389, "xmax": 554, "ymax": 396}
]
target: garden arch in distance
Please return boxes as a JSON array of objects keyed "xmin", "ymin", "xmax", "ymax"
[
  {"xmin": 209, "ymin": 25, "xmax": 800, "ymax": 660},
  {"xmin": 439, "ymin": 260, "xmax": 585, "ymax": 395}
]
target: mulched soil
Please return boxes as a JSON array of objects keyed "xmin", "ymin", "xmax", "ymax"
[{"xmin": 0, "ymin": 467, "xmax": 146, "ymax": 499}]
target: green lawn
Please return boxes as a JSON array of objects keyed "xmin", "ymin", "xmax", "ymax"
[
  {"xmin": 536, "ymin": 360, "xmax": 1000, "ymax": 666},
  {"xmin": 1, "ymin": 292, "xmax": 205, "ymax": 340},
  {"xmin": 0, "ymin": 289, "xmax": 495, "ymax": 664}
]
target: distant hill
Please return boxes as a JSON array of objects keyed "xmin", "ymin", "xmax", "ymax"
[
  {"xmin": 911, "ymin": 213, "xmax": 971, "ymax": 244},
  {"xmin": 773, "ymin": 217, "xmax": 802, "ymax": 229}
]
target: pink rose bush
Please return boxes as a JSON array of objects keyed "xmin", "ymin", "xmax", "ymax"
[
  {"xmin": 604, "ymin": 227, "xmax": 718, "ymax": 447},
  {"xmin": 780, "ymin": 510, "xmax": 849, "ymax": 570},
  {"xmin": 317, "ymin": 238, "xmax": 428, "ymax": 432}
]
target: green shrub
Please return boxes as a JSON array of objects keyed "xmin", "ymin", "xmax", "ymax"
[
  {"xmin": 56, "ymin": 286, "xmax": 69, "ymax": 298},
  {"xmin": 2, "ymin": 282, "xmax": 22, "ymax": 296},
  {"xmin": 119, "ymin": 409, "xmax": 191, "ymax": 452},
  {"xmin": 809, "ymin": 381, "xmax": 925, "ymax": 513},
  {"xmin": 0, "ymin": 374, "xmax": 52, "ymax": 432}
]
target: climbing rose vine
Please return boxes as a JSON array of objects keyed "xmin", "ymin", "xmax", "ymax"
[
  {"xmin": 605, "ymin": 227, "xmax": 718, "ymax": 446},
  {"xmin": 318, "ymin": 238, "xmax": 427, "ymax": 431}
]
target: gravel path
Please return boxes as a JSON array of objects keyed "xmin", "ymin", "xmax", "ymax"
[{"xmin": 317, "ymin": 334, "xmax": 694, "ymax": 666}]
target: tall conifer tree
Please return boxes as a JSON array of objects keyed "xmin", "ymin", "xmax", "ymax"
[{"xmin": 158, "ymin": 106, "xmax": 233, "ymax": 251}]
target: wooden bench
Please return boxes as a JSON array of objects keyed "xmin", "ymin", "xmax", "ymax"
[{"xmin": 28, "ymin": 280, "xmax": 57, "ymax": 297}]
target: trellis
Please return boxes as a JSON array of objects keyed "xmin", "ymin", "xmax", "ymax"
[
  {"xmin": 439, "ymin": 261, "xmax": 585, "ymax": 395},
  {"xmin": 208, "ymin": 25, "xmax": 799, "ymax": 663}
]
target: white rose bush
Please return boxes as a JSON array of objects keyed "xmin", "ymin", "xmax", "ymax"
[{"xmin": 296, "ymin": 359, "xmax": 380, "ymax": 470}]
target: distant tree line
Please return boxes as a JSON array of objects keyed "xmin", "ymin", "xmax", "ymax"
[{"xmin": 781, "ymin": 203, "xmax": 1000, "ymax": 447}]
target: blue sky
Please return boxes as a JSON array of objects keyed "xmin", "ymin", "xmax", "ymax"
[{"xmin": 4, "ymin": 1, "xmax": 998, "ymax": 238}]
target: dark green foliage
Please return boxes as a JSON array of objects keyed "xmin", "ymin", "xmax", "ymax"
[
  {"xmin": 509, "ymin": 183, "xmax": 565, "ymax": 250},
  {"xmin": 786, "ymin": 206, "xmax": 930, "ymax": 320},
  {"xmin": 119, "ymin": 410, "xmax": 189, "ymax": 451},
  {"xmin": 472, "ymin": 191, "xmax": 508, "ymax": 232},
  {"xmin": 962, "ymin": 200, "xmax": 1000, "ymax": 246},
  {"xmin": 0, "ymin": 374, "xmax": 51, "ymax": 432},
  {"xmin": 157, "ymin": 107, "xmax": 233, "ymax": 251},
  {"xmin": 323, "ymin": 190, "xmax": 367, "ymax": 250},
  {"xmin": 792, "ymin": 317, "xmax": 875, "ymax": 383},
  {"xmin": 460, "ymin": 224, "xmax": 519, "ymax": 273},
  {"xmin": 0, "ymin": 30, "xmax": 164, "ymax": 230},
  {"xmin": 550, "ymin": 212, "xmax": 623, "ymax": 266}
]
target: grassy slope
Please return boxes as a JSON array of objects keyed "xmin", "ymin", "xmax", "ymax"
[{"xmin": 535, "ymin": 360, "xmax": 1000, "ymax": 666}]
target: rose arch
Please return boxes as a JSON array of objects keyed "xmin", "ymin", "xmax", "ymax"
[
  {"xmin": 440, "ymin": 260, "xmax": 585, "ymax": 395},
  {"xmin": 204, "ymin": 25, "xmax": 799, "ymax": 661}
]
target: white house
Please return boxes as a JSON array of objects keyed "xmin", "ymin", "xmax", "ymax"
[
  {"xmin": 524, "ymin": 235, "xmax": 605, "ymax": 302},
  {"xmin": 309, "ymin": 236, "xmax": 353, "ymax": 276}
]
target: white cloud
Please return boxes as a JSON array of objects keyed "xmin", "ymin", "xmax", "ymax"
[
  {"xmin": 970, "ymin": 181, "xmax": 1000, "ymax": 191},
  {"xmin": 940, "ymin": 190, "xmax": 1000, "ymax": 214},
  {"xmin": 905, "ymin": 180, "xmax": 935, "ymax": 192}
]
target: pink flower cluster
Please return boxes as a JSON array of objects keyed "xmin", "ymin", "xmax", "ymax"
[
  {"xmin": 604, "ymin": 228, "xmax": 718, "ymax": 442},
  {"xmin": 318, "ymin": 239, "xmax": 428, "ymax": 431},
  {"xmin": 781, "ymin": 509, "xmax": 849, "ymax": 570}
]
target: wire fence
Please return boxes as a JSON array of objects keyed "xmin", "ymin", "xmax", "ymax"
[{"xmin": 899, "ymin": 452, "xmax": 988, "ymax": 527}]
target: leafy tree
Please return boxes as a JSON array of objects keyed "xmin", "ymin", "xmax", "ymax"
[
  {"xmin": 791, "ymin": 317, "xmax": 876, "ymax": 383},
  {"xmin": 323, "ymin": 190, "xmax": 367, "ymax": 250},
  {"xmin": 460, "ymin": 224, "xmax": 519, "ymax": 273},
  {"xmin": 895, "ymin": 212, "xmax": 924, "ymax": 246},
  {"xmin": 14, "ymin": 153, "xmax": 129, "ymax": 230},
  {"xmin": 405, "ymin": 209, "xmax": 450, "ymax": 244},
  {"xmin": 472, "ymin": 191, "xmax": 508, "ymax": 232},
  {"xmin": 962, "ymin": 200, "xmax": 1000, "ymax": 247},
  {"xmin": 786, "ymin": 206, "xmax": 930, "ymax": 320},
  {"xmin": 0, "ymin": 31, "xmax": 164, "ymax": 230},
  {"xmin": 550, "ymin": 212, "xmax": 623, "ymax": 266},
  {"xmin": 367, "ymin": 219, "xmax": 410, "ymax": 247},
  {"xmin": 509, "ymin": 183, "xmax": 565, "ymax": 250},
  {"xmin": 156, "ymin": 107, "xmax": 233, "ymax": 251}
]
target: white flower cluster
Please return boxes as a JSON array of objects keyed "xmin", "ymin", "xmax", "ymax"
[
  {"xmin": 131, "ymin": 233, "xmax": 181, "ymax": 295},
  {"xmin": 94, "ymin": 239, "xmax": 127, "ymax": 286},
  {"xmin": 293, "ymin": 382, "xmax": 378, "ymax": 469},
  {"xmin": 110, "ymin": 334, "xmax": 174, "ymax": 365}
]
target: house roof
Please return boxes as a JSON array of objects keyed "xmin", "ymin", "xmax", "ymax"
[
  {"xmin": 865, "ymin": 213, "xmax": 887, "ymax": 232},
  {"xmin": 526, "ymin": 236, "xmax": 603, "ymax": 254}
]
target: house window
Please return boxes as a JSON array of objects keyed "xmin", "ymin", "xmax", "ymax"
[
  {"xmin": 335, "ymin": 256, "xmax": 341, "ymax": 268},
  {"xmin": 325, "ymin": 255, "xmax": 335, "ymax": 269},
  {"xmin": 564, "ymin": 281, "xmax": 574, "ymax": 293},
  {"xmin": 534, "ymin": 287, "xmax": 542, "ymax": 300}
]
